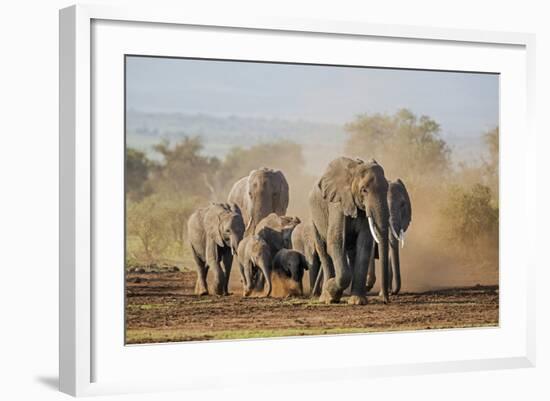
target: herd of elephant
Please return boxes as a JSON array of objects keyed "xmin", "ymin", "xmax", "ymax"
[{"xmin": 187, "ymin": 156, "xmax": 412, "ymax": 305}]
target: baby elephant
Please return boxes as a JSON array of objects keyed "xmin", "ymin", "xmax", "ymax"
[
  {"xmin": 291, "ymin": 220, "xmax": 322, "ymax": 296},
  {"xmin": 237, "ymin": 235, "xmax": 272, "ymax": 297},
  {"xmin": 255, "ymin": 213, "xmax": 301, "ymax": 254},
  {"xmin": 271, "ymin": 249, "xmax": 308, "ymax": 297},
  {"xmin": 187, "ymin": 203, "xmax": 245, "ymax": 296}
]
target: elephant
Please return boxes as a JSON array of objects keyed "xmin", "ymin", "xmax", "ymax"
[
  {"xmin": 236, "ymin": 235, "xmax": 272, "ymax": 297},
  {"xmin": 253, "ymin": 213, "xmax": 301, "ymax": 291},
  {"xmin": 366, "ymin": 178, "xmax": 412, "ymax": 295},
  {"xmin": 291, "ymin": 220, "xmax": 322, "ymax": 296},
  {"xmin": 255, "ymin": 213, "xmax": 301, "ymax": 254},
  {"xmin": 270, "ymin": 249, "xmax": 308, "ymax": 297},
  {"xmin": 309, "ymin": 157, "xmax": 390, "ymax": 305},
  {"xmin": 227, "ymin": 168, "xmax": 289, "ymax": 235},
  {"xmin": 187, "ymin": 203, "xmax": 245, "ymax": 296}
]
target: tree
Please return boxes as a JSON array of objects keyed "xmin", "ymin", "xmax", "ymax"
[
  {"xmin": 223, "ymin": 140, "xmax": 305, "ymax": 179},
  {"xmin": 440, "ymin": 184, "xmax": 498, "ymax": 254},
  {"xmin": 126, "ymin": 148, "xmax": 152, "ymax": 201},
  {"xmin": 126, "ymin": 195, "xmax": 171, "ymax": 262},
  {"xmin": 344, "ymin": 109, "xmax": 451, "ymax": 189},
  {"xmin": 151, "ymin": 137, "xmax": 221, "ymax": 200},
  {"xmin": 218, "ymin": 140, "xmax": 306, "ymax": 197},
  {"xmin": 483, "ymin": 126, "xmax": 499, "ymax": 195}
]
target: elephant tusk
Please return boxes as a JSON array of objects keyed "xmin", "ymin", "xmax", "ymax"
[
  {"xmin": 231, "ymin": 247, "xmax": 235, "ymax": 256},
  {"xmin": 400, "ymin": 229, "xmax": 405, "ymax": 249},
  {"xmin": 368, "ymin": 216, "xmax": 381, "ymax": 244}
]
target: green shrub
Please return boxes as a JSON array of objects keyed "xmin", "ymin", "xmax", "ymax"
[
  {"xmin": 126, "ymin": 195, "xmax": 199, "ymax": 264},
  {"xmin": 440, "ymin": 184, "xmax": 498, "ymax": 257}
]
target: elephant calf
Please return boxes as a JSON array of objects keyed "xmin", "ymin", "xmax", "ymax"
[
  {"xmin": 291, "ymin": 220, "xmax": 322, "ymax": 296},
  {"xmin": 252, "ymin": 213, "xmax": 301, "ymax": 291},
  {"xmin": 187, "ymin": 203, "xmax": 245, "ymax": 296},
  {"xmin": 270, "ymin": 249, "xmax": 308, "ymax": 298},
  {"xmin": 255, "ymin": 213, "xmax": 301, "ymax": 254},
  {"xmin": 236, "ymin": 235, "xmax": 273, "ymax": 297}
]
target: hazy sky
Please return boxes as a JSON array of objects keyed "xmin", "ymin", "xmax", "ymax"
[{"xmin": 126, "ymin": 56, "xmax": 499, "ymax": 139}]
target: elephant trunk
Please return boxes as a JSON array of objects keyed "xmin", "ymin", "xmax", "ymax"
[
  {"xmin": 390, "ymin": 235, "xmax": 401, "ymax": 295},
  {"xmin": 247, "ymin": 195, "xmax": 273, "ymax": 236},
  {"xmin": 230, "ymin": 234, "xmax": 240, "ymax": 256},
  {"xmin": 244, "ymin": 217, "xmax": 255, "ymax": 236}
]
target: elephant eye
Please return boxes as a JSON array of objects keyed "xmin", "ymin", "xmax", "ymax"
[{"xmin": 361, "ymin": 187, "xmax": 368, "ymax": 194}]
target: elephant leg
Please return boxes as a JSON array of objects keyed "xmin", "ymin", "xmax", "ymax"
[
  {"xmin": 254, "ymin": 272, "xmax": 265, "ymax": 292},
  {"xmin": 388, "ymin": 255, "xmax": 394, "ymax": 294},
  {"xmin": 220, "ymin": 251, "xmax": 233, "ymax": 296},
  {"xmin": 243, "ymin": 262, "xmax": 254, "ymax": 296},
  {"xmin": 308, "ymin": 254, "xmax": 321, "ymax": 297},
  {"xmin": 349, "ymin": 229, "xmax": 370, "ymax": 305},
  {"xmin": 322, "ymin": 211, "xmax": 351, "ymax": 304},
  {"xmin": 191, "ymin": 246, "xmax": 208, "ymax": 296},
  {"xmin": 379, "ymin": 265, "xmax": 393, "ymax": 296},
  {"xmin": 346, "ymin": 247, "xmax": 356, "ymax": 296},
  {"xmin": 311, "ymin": 267, "xmax": 323, "ymax": 297},
  {"xmin": 366, "ymin": 242, "xmax": 376, "ymax": 292},
  {"xmin": 313, "ymin": 223, "xmax": 334, "ymax": 302},
  {"xmin": 205, "ymin": 243, "xmax": 225, "ymax": 296},
  {"xmin": 312, "ymin": 227, "xmax": 336, "ymax": 303},
  {"xmin": 238, "ymin": 261, "xmax": 246, "ymax": 289}
]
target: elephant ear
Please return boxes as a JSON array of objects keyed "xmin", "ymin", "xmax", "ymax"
[
  {"xmin": 204, "ymin": 204, "xmax": 225, "ymax": 248},
  {"xmin": 396, "ymin": 178, "xmax": 412, "ymax": 230},
  {"xmin": 318, "ymin": 157, "xmax": 361, "ymax": 218}
]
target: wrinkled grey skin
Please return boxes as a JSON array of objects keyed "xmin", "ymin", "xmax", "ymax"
[
  {"xmin": 187, "ymin": 203, "xmax": 245, "ymax": 296},
  {"xmin": 236, "ymin": 235, "xmax": 272, "ymax": 297},
  {"xmin": 291, "ymin": 220, "xmax": 322, "ymax": 296},
  {"xmin": 366, "ymin": 179, "xmax": 412, "ymax": 295},
  {"xmin": 255, "ymin": 213, "xmax": 301, "ymax": 254},
  {"xmin": 272, "ymin": 249, "xmax": 308, "ymax": 296},
  {"xmin": 227, "ymin": 168, "xmax": 289, "ymax": 236},
  {"xmin": 251, "ymin": 213, "xmax": 301, "ymax": 291},
  {"xmin": 309, "ymin": 157, "xmax": 390, "ymax": 305}
]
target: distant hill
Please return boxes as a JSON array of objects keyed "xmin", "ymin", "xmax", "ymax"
[
  {"xmin": 126, "ymin": 110, "xmax": 484, "ymax": 174},
  {"xmin": 126, "ymin": 110, "xmax": 346, "ymax": 174}
]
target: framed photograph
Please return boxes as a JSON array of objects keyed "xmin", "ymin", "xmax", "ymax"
[{"xmin": 59, "ymin": 4, "xmax": 536, "ymax": 396}]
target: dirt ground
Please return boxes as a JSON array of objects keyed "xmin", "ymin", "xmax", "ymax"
[{"xmin": 125, "ymin": 270, "xmax": 499, "ymax": 344}]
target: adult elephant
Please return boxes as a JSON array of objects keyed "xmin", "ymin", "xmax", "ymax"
[
  {"xmin": 366, "ymin": 179, "xmax": 412, "ymax": 295},
  {"xmin": 227, "ymin": 168, "xmax": 289, "ymax": 235},
  {"xmin": 187, "ymin": 203, "xmax": 245, "ymax": 296},
  {"xmin": 309, "ymin": 157, "xmax": 390, "ymax": 305}
]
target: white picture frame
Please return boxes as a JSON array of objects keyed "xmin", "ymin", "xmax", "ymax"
[{"xmin": 59, "ymin": 4, "xmax": 536, "ymax": 397}]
